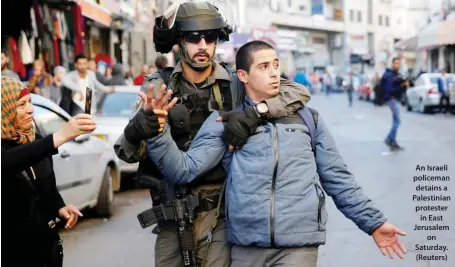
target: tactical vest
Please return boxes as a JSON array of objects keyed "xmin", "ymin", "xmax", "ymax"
[{"xmin": 137, "ymin": 65, "xmax": 237, "ymax": 204}]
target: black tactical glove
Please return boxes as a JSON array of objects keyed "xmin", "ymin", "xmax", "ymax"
[
  {"xmin": 219, "ymin": 106, "xmax": 262, "ymax": 149},
  {"xmin": 124, "ymin": 109, "xmax": 160, "ymax": 145}
]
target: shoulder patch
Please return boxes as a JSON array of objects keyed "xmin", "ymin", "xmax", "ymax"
[
  {"xmin": 145, "ymin": 73, "xmax": 162, "ymax": 81},
  {"xmin": 131, "ymin": 94, "xmax": 144, "ymax": 119}
]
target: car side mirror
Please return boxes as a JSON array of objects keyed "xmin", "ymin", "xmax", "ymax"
[{"xmin": 75, "ymin": 134, "xmax": 90, "ymax": 143}]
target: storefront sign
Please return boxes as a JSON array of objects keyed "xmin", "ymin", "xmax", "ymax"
[
  {"xmin": 100, "ymin": 0, "xmax": 120, "ymax": 14},
  {"xmin": 251, "ymin": 28, "xmax": 278, "ymax": 47},
  {"xmin": 80, "ymin": 0, "xmax": 112, "ymax": 27}
]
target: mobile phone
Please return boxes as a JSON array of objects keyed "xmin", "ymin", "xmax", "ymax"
[{"xmin": 85, "ymin": 87, "xmax": 92, "ymax": 114}]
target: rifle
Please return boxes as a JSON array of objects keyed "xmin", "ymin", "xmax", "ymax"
[{"xmin": 137, "ymin": 175, "xmax": 200, "ymax": 267}]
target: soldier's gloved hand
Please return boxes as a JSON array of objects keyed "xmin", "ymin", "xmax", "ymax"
[
  {"xmin": 217, "ymin": 106, "xmax": 261, "ymax": 152},
  {"xmin": 124, "ymin": 109, "xmax": 160, "ymax": 145}
]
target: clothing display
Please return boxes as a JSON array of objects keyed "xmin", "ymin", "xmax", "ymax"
[{"xmin": 3, "ymin": 1, "xmax": 84, "ymax": 79}]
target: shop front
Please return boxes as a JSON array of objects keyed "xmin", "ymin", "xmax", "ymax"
[
  {"xmin": 80, "ymin": 0, "xmax": 112, "ymax": 64},
  {"xmin": 2, "ymin": 0, "xmax": 88, "ymax": 77},
  {"xmin": 417, "ymin": 14, "xmax": 455, "ymax": 72}
]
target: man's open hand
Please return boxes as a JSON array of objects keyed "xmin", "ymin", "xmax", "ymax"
[
  {"xmin": 138, "ymin": 83, "xmax": 178, "ymax": 132},
  {"xmin": 372, "ymin": 222, "xmax": 407, "ymax": 259},
  {"xmin": 138, "ymin": 83, "xmax": 178, "ymax": 112}
]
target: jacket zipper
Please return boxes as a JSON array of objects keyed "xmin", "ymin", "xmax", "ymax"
[
  {"xmin": 270, "ymin": 124, "xmax": 279, "ymax": 247},
  {"xmin": 315, "ymin": 184, "xmax": 325, "ymax": 231}
]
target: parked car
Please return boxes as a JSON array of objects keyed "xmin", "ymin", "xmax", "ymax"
[
  {"xmin": 405, "ymin": 73, "xmax": 455, "ymax": 113},
  {"xmin": 93, "ymin": 86, "xmax": 141, "ymax": 178},
  {"xmin": 31, "ymin": 94, "xmax": 120, "ymax": 217}
]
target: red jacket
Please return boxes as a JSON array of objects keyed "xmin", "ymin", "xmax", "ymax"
[{"xmin": 133, "ymin": 72, "xmax": 146, "ymax": 86}]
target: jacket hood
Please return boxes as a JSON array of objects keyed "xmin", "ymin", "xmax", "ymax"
[{"xmin": 280, "ymin": 78, "xmax": 312, "ymax": 104}]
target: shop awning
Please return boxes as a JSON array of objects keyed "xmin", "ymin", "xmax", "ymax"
[
  {"xmin": 417, "ymin": 18, "xmax": 455, "ymax": 49},
  {"xmin": 395, "ymin": 36, "xmax": 418, "ymax": 51},
  {"xmin": 80, "ymin": 0, "xmax": 112, "ymax": 27}
]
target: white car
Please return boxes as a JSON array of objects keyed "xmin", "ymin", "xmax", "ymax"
[
  {"xmin": 32, "ymin": 94, "xmax": 120, "ymax": 217},
  {"xmin": 406, "ymin": 73, "xmax": 455, "ymax": 113},
  {"xmin": 93, "ymin": 86, "xmax": 141, "ymax": 177}
]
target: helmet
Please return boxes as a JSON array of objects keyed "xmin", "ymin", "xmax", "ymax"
[{"xmin": 153, "ymin": 1, "xmax": 233, "ymax": 71}]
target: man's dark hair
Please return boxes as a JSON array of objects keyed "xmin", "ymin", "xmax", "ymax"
[
  {"xmin": 1, "ymin": 48, "xmax": 7, "ymax": 56},
  {"xmin": 74, "ymin": 53, "xmax": 88, "ymax": 63},
  {"xmin": 155, "ymin": 55, "xmax": 169, "ymax": 70},
  {"xmin": 236, "ymin": 40, "xmax": 275, "ymax": 72},
  {"xmin": 392, "ymin": 57, "xmax": 401, "ymax": 63}
]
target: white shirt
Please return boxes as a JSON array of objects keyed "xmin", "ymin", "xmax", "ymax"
[{"xmin": 73, "ymin": 75, "xmax": 90, "ymax": 111}]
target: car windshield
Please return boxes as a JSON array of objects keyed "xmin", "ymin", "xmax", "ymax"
[{"xmin": 100, "ymin": 92, "xmax": 137, "ymax": 117}]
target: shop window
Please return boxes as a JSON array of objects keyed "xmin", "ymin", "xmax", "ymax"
[
  {"xmin": 385, "ymin": 16, "xmax": 390, "ymax": 26},
  {"xmin": 312, "ymin": 37, "xmax": 326, "ymax": 44},
  {"xmin": 378, "ymin": 15, "xmax": 383, "ymax": 25},
  {"xmin": 357, "ymin": 11, "xmax": 362, "ymax": 22},
  {"xmin": 350, "ymin": 9, "xmax": 354, "ymax": 21}
]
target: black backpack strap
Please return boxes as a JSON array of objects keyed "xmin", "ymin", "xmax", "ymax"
[
  {"xmin": 216, "ymin": 79, "xmax": 233, "ymax": 111},
  {"xmin": 297, "ymin": 106, "xmax": 319, "ymax": 154}
]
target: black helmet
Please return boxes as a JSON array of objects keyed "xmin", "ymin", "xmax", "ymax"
[{"xmin": 153, "ymin": 1, "xmax": 233, "ymax": 70}]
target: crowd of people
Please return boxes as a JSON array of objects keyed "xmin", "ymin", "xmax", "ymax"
[{"xmin": 1, "ymin": 47, "xmax": 169, "ymax": 115}]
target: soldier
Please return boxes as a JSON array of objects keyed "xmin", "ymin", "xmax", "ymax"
[{"xmin": 114, "ymin": 1, "xmax": 311, "ymax": 266}]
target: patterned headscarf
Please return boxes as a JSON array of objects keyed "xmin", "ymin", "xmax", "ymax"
[{"xmin": 1, "ymin": 76, "xmax": 35, "ymax": 144}]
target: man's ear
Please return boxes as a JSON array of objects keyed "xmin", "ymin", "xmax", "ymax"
[{"xmin": 237, "ymin": 69, "xmax": 248, "ymax": 84}]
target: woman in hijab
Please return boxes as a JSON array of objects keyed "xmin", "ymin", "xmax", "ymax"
[{"xmin": 1, "ymin": 76, "xmax": 97, "ymax": 267}]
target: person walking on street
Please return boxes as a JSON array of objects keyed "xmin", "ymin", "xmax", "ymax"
[
  {"xmin": 1, "ymin": 76, "xmax": 96, "ymax": 267},
  {"xmin": 28, "ymin": 59, "xmax": 53, "ymax": 95},
  {"xmin": 114, "ymin": 2, "xmax": 311, "ymax": 266},
  {"xmin": 346, "ymin": 71, "xmax": 355, "ymax": 107},
  {"xmin": 323, "ymin": 71, "xmax": 332, "ymax": 96},
  {"xmin": 1, "ymin": 48, "xmax": 21, "ymax": 80},
  {"xmin": 381, "ymin": 57, "xmax": 409, "ymax": 151},
  {"xmin": 133, "ymin": 64, "xmax": 149, "ymax": 85},
  {"xmin": 40, "ymin": 66, "xmax": 66, "ymax": 105},
  {"xmin": 437, "ymin": 68, "xmax": 451, "ymax": 113},
  {"xmin": 62, "ymin": 54, "xmax": 115, "ymax": 114},
  {"xmin": 106, "ymin": 63, "xmax": 127, "ymax": 86},
  {"xmin": 88, "ymin": 59, "xmax": 109, "ymax": 85},
  {"xmin": 146, "ymin": 41, "xmax": 407, "ymax": 267}
]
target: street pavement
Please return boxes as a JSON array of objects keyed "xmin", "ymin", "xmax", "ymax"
[{"xmin": 61, "ymin": 93, "xmax": 455, "ymax": 267}]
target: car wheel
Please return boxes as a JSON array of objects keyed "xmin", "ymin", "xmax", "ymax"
[
  {"xmin": 95, "ymin": 166, "xmax": 114, "ymax": 217},
  {"xmin": 407, "ymin": 101, "xmax": 412, "ymax": 111},
  {"xmin": 419, "ymin": 98, "xmax": 431, "ymax": 114}
]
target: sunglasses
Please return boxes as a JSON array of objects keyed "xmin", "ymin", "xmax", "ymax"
[{"xmin": 183, "ymin": 31, "xmax": 219, "ymax": 44}]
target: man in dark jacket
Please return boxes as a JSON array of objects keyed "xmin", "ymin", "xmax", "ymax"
[
  {"xmin": 107, "ymin": 63, "xmax": 127, "ymax": 86},
  {"xmin": 380, "ymin": 57, "xmax": 409, "ymax": 151}
]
